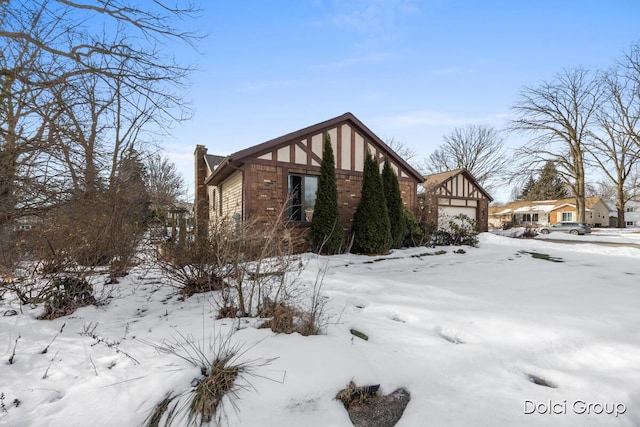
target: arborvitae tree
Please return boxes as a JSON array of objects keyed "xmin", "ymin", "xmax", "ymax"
[
  {"xmin": 352, "ymin": 153, "xmax": 391, "ymax": 254},
  {"xmin": 382, "ymin": 157, "xmax": 406, "ymax": 248},
  {"xmin": 310, "ymin": 135, "xmax": 344, "ymax": 254}
]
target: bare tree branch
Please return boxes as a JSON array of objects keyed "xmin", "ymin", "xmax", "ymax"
[
  {"xmin": 422, "ymin": 124, "xmax": 510, "ymax": 192},
  {"xmin": 509, "ymin": 67, "xmax": 603, "ymax": 222}
]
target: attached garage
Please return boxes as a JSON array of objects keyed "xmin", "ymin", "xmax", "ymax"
[
  {"xmin": 439, "ymin": 206, "xmax": 477, "ymax": 228},
  {"xmin": 419, "ymin": 169, "xmax": 493, "ymax": 232}
]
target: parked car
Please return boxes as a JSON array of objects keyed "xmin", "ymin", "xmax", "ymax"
[{"xmin": 539, "ymin": 222, "xmax": 592, "ymax": 235}]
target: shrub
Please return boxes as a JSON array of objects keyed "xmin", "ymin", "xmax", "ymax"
[
  {"xmin": 433, "ymin": 214, "xmax": 478, "ymax": 247},
  {"xmin": 257, "ymin": 264, "xmax": 327, "ymax": 336},
  {"xmin": 39, "ymin": 276, "xmax": 96, "ymax": 319},
  {"xmin": 156, "ymin": 232, "xmax": 229, "ymax": 298},
  {"xmin": 522, "ymin": 226, "xmax": 538, "ymax": 238},
  {"xmin": 402, "ymin": 208, "xmax": 435, "ymax": 247}
]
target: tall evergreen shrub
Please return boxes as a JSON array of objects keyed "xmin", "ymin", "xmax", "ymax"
[
  {"xmin": 352, "ymin": 153, "xmax": 391, "ymax": 254},
  {"xmin": 310, "ymin": 135, "xmax": 344, "ymax": 254},
  {"xmin": 382, "ymin": 157, "xmax": 406, "ymax": 248}
]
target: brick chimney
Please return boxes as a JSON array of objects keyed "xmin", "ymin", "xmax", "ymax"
[{"xmin": 194, "ymin": 145, "xmax": 209, "ymax": 238}]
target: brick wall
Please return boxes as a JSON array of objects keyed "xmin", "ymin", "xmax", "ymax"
[
  {"xmin": 247, "ymin": 163, "xmax": 284, "ymax": 220},
  {"xmin": 245, "ymin": 162, "xmax": 417, "ymax": 236}
]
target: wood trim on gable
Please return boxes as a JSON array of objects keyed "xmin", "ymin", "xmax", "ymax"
[{"xmin": 206, "ymin": 113, "xmax": 425, "ymax": 186}]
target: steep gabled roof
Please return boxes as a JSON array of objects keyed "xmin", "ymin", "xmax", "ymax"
[
  {"xmin": 206, "ymin": 112, "xmax": 424, "ymax": 185},
  {"xmin": 204, "ymin": 154, "xmax": 225, "ymax": 172},
  {"xmin": 422, "ymin": 168, "xmax": 493, "ymax": 201}
]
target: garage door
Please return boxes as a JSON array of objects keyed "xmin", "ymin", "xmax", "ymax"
[{"xmin": 439, "ymin": 206, "xmax": 477, "ymax": 228}]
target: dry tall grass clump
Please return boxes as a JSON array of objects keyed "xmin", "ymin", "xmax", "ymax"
[{"xmin": 144, "ymin": 328, "xmax": 276, "ymax": 427}]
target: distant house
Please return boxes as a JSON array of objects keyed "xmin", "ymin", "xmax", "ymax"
[
  {"xmin": 194, "ymin": 113, "xmax": 424, "ymax": 240},
  {"xmin": 13, "ymin": 215, "xmax": 40, "ymax": 232},
  {"xmin": 623, "ymin": 200, "xmax": 640, "ymax": 227},
  {"xmin": 419, "ymin": 169, "xmax": 493, "ymax": 232},
  {"xmin": 488, "ymin": 197, "xmax": 612, "ymax": 229}
]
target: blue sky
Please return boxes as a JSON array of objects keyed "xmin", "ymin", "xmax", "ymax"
[{"xmin": 164, "ymin": 0, "xmax": 640, "ymax": 202}]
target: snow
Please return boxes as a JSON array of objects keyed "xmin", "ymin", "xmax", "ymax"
[
  {"xmin": 2, "ymin": 233, "xmax": 640, "ymax": 426},
  {"xmin": 513, "ymin": 205, "xmax": 555, "ymax": 213}
]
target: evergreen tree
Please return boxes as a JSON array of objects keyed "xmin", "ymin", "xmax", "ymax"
[
  {"xmin": 310, "ymin": 135, "xmax": 344, "ymax": 254},
  {"xmin": 382, "ymin": 157, "xmax": 406, "ymax": 248},
  {"xmin": 534, "ymin": 161, "xmax": 568, "ymax": 200},
  {"xmin": 352, "ymin": 153, "xmax": 391, "ymax": 254},
  {"xmin": 519, "ymin": 176, "xmax": 536, "ymax": 200},
  {"xmin": 522, "ymin": 161, "xmax": 568, "ymax": 201}
]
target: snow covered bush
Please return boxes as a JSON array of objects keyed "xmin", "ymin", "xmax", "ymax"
[{"xmin": 432, "ymin": 214, "xmax": 479, "ymax": 247}]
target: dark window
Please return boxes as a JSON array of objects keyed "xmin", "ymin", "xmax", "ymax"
[{"xmin": 288, "ymin": 174, "xmax": 318, "ymax": 221}]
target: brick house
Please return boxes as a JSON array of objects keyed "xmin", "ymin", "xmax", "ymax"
[
  {"xmin": 194, "ymin": 113, "xmax": 424, "ymax": 239},
  {"xmin": 419, "ymin": 169, "xmax": 493, "ymax": 232}
]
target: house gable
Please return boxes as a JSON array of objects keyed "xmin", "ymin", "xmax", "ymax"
[
  {"xmin": 423, "ymin": 169, "xmax": 493, "ymax": 201},
  {"xmin": 420, "ymin": 169, "xmax": 493, "ymax": 232},
  {"xmin": 206, "ymin": 112, "xmax": 423, "ymax": 186}
]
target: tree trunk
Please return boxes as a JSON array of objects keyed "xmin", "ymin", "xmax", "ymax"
[
  {"xmin": 575, "ymin": 154, "xmax": 586, "ymax": 222},
  {"xmin": 616, "ymin": 185, "xmax": 626, "ymax": 228}
]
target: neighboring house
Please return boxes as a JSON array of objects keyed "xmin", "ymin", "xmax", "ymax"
[
  {"xmin": 624, "ymin": 200, "xmax": 640, "ymax": 227},
  {"xmin": 168, "ymin": 201, "xmax": 194, "ymax": 233},
  {"xmin": 13, "ymin": 215, "xmax": 40, "ymax": 232},
  {"xmin": 488, "ymin": 200, "xmax": 556, "ymax": 229},
  {"xmin": 488, "ymin": 197, "xmax": 612, "ymax": 229},
  {"xmin": 194, "ymin": 112, "xmax": 424, "ymax": 238},
  {"xmin": 419, "ymin": 169, "xmax": 493, "ymax": 232}
]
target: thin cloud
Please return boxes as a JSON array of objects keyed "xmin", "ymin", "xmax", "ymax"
[
  {"xmin": 315, "ymin": 0, "xmax": 422, "ymax": 34},
  {"xmin": 380, "ymin": 110, "xmax": 508, "ymax": 129},
  {"xmin": 431, "ymin": 67, "xmax": 475, "ymax": 76},
  {"xmin": 238, "ymin": 79, "xmax": 301, "ymax": 92},
  {"xmin": 313, "ymin": 52, "xmax": 396, "ymax": 70}
]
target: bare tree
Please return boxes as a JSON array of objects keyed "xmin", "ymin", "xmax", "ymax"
[
  {"xmin": 385, "ymin": 137, "xmax": 419, "ymax": 167},
  {"xmin": 146, "ymin": 153, "xmax": 185, "ymax": 211},
  {"xmin": 509, "ymin": 68, "xmax": 603, "ymax": 222},
  {"xmin": 0, "ymin": 1, "xmax": 198, "ymax": 218},
  {"xmin": 586, "ymin": 67, "xmax": 640, "ymax": 227},
  {"xmin": 0, "ymin": 1, "xmax": 199, "ymax": 275},
  {"xmin": 422, "ymin": 124, "xmax": 510, "ymax": 191},
  {"xmin": 0, "ymin": 1, "xmax": 199, "ymax": 90}
]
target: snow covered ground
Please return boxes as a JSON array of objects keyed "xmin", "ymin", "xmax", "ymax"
[{"xmin": 2, "ymin": 233, "xmax": 640, "ymax": 426}]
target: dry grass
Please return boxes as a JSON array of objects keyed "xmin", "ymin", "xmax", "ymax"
[
  {"xmin": 336, "ymin": 381, "xmax": 380, "ymax": 408},
  {"xmin": 189, "ymin": 352, "xmax": 240, "ymax": 424},
  {"xmin": 144, "ymin": 327, "xmax": 277, "ymax": 427}
]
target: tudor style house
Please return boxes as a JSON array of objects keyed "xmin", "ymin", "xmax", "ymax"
[
  {"xmin": 419, "ymin": 169, "xmax": 493, "ymax": 232},
  {"xmin": 194, "ymin": 113, "xmax": 424, "ymax": 238},
  {"xmin": 488, "ymin": 197, "xmax": 612, "ymax": 229}
]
